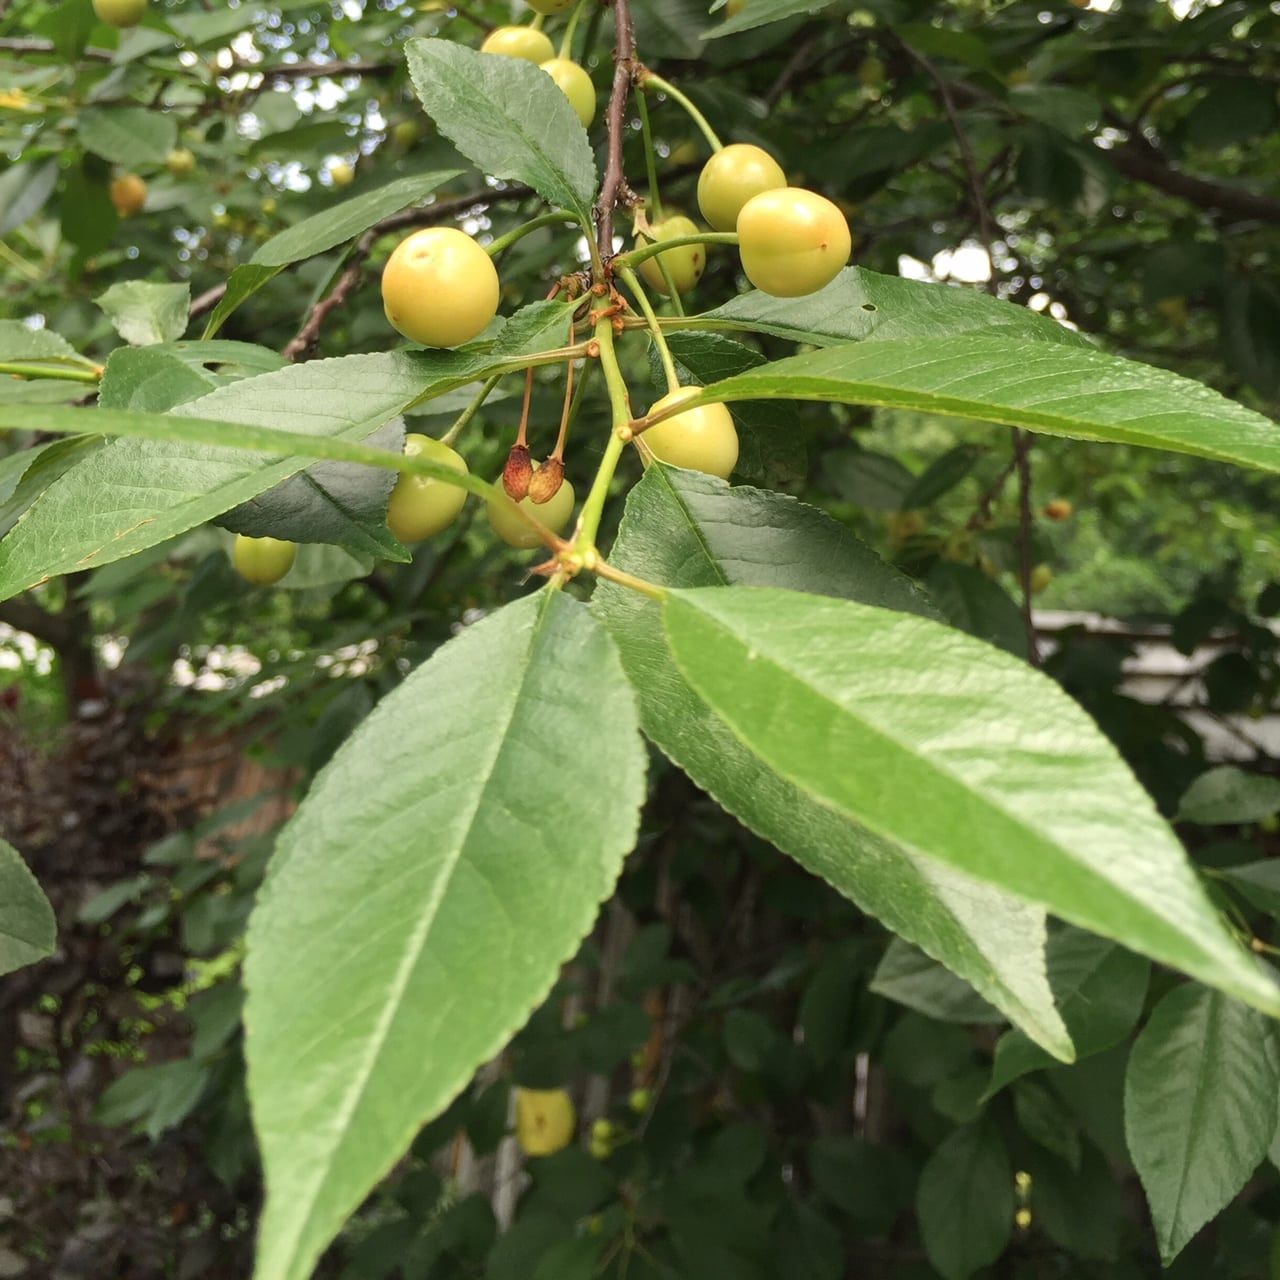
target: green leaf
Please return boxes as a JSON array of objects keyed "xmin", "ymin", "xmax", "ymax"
[
  {"xmin": 869, "ymin": 939, "xmax": 1002, "ymax": 1024},
  {"xmin": 0, "ymin": 321, "xmax": 96, "ymax": 369},
  {"xmin": 695, "ymin": 334, "xmax": 1280, "ymax": 476},
  {"xmin": 987, "ymin": 929, "xmax": 1149, "ymax": 1095},
  {"xmin": 217, "ymin": 420, "xmax": 409, "ymax": 562},
  {"xmin": 693, "ymin": 268, "xmax": 1090, "ymax": 348},
  {"xmin": 1125, "ymin": 985, "xmax": 1280, "ymax": 1264},
  {"xmin": 0, "ymin": 837, "xmax": 55, "ymax": 978},
  {"xmin": 901, "ymin": 444, "xmax": 984, "ymax": 509},
  {"xmin": 657, "ymin": 586, "xmax": 1280, "ymax": 1017},
  {"xmin": 595, "ymin": 468, "xmax": 1072, "ymax": 1058},
  {"xmin": 98, "ymin": 346, "xmax": 219, "ymax": 413},
  {"xmin": 0, "ymin": 307, "xmax": 571, "ymax": 598},
  {"xmin": 925, "ymin": 562, "xmax": 1028, "ymax": 659},
  {"xmin": 245, "ymin": 591, "xmax": 645, "ymax": 1280},
  {"xmin": 1177, "ymin": 766, "xmax": 1280, "ymax": 824},
  {"xmin": 95, "ymin": 281, "xmax": 191, "ymax": 346},
  {"xmin": 78, "ymin": 107, "xmax": 177, "ymax": 166},
  {"xmin": 916, "ymin": 1120, "xmax": 1013, "ymax": 1280},
  {"xmin": 706, "ymin": 0, "xmax": 839, "ymax": 37},
  {"xmin": 405, "ymin": 39, "xmax": 596, "ymax": 227},
  {"xmin": 1217, "ymin": 861, "xmax": 1280, "ymax": 918},
  {"xmin": 201, "ymin": 265, "xmax": 282, "ymax": 340},
  {"xmin": 94, "ymin": 1059, "xmax": 211, "ymax": 1140},
  {"xmin": 0, "ymin": 160, "xmax": 58, "ymax": 238},
  {"xmin": 251, "ymin": 170, "xmax": 464, "ymax": 270}
]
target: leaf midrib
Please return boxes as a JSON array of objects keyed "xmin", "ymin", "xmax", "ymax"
[{"xmin": 281, "ymin": 592, "xmax": 556, "ymax": 1275}]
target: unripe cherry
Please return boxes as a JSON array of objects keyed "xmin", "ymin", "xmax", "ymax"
[
  {"xmin": 481, "ymin": 26, "xmax": 555, "ymax": 63},
  {"xmin": 381, "ymin": 227, "xmax": 500, "ymax": 349},
  {"xmin": 487, "ymin": 464, "xmax": 576, "ymax": 548},
  {"xmin": 641, "ymin": 388, "xmax": 738, "ymax": 480},
  {"xmin": 697, "ymin": 143, "xmax": 786, "ymax": 233},
  {"xmin": 166, "ymin": 148, "xmax": 196, "ymax": 178},
  {"xmin": 736, "ymin": 187, "xmax": 851, "ymax": 297},
  {"xmin": 93, "ymin": 0, "xmax": 147, "ymax": 27},
  {"xmin": 386, "ymin": 435, "xmax": 469, "ymax": 543},
  {"xmin": 636, "ymin": 215, "xmax": 705, "ymax": 297},
  {"xmin": 514, "ymin": 1088, "xmax": 575, "ymax": 1157},
  {"xmin": 232, "ymin": 535, "xmax": 296, "ymax": 586},
  {"xmin": 540, "ymin": 59, "xmax": 596, "ymax": 127}
]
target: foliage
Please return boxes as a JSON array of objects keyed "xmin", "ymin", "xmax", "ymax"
[{"xmin": 1, "ymin": 0, "xmax": 1279, "ymax": 1278}]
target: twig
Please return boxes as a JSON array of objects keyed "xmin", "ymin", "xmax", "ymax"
[
  {"xmin": 189, "ymin": 284, "xmax": 227, "ymax": 320},
  {"xmin": 0, "ymin": 37, "xmax": 112, "ymax": 60},
  {"xmin": 595, "ymin": 0, "xmax": 639, "ymax": 261},
  {"xmin": 282, "ymin": 253, "xmax": 367, "ymax": 361},
  {"xmin": 229, "ymin": 58, "xmax": 398, "ymax": 82}
]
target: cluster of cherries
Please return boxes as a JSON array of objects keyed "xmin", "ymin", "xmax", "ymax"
[{"xmin": 94, "ymin": 0, "xmax": 852, "ymax": 585}]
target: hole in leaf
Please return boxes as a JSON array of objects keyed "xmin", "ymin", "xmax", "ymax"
[{"xmin": 861, "ymin": 303, "xmax": 877, "ymax": 312}]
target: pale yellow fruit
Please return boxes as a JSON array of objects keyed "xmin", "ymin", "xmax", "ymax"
[
  {"xmin": 515, "ymin": 1088, "xmax": 576, "ymax": 1156},
  {"xmin": 93, "ymin": 0, "xmax": 147, "ymax": 27},
  {"xmin": 329, "ymin": 161, "xmax": 355, "ymax": 187},
  {"xmin": 697, "ymin": 143, "xmax": 786, "ymax": 233},
  {"xmin": 636, "ymin": 214, "xmax": 705, "ymax": 297},
  {"xmin": 641, "ymin": 387, "xmax": 738, "ymax": 480},
  {"xmin": 736, "ymin": 186, "xmax": 851, "ymax": 297},
  {"xmin": 487, "ymin": 467, "xmax": 576, "ymax": 548},
  {"xmin": 540, "ymin": 59, "xmax": 596, "ymax": 127},
  {"xmin": 166, "ymin": 148, "xmax": 195, "ymax": 177},
  {"xmin": 381, "ymin": 227, "xmax": 500, "ymax": 348},
  {"xmin": 481, "ymin": 26, "xmax": 555, "ymax": 63},
  {"xmin": 232, "ymin": 535, "xmax": 296, "ymax": 585},
  {"xmin": 386, "ymin": 435, "xmax": 469, "ymax": 542}
]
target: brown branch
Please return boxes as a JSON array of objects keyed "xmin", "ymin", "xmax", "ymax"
[
  {"xmin": 0, "ymin": 599, "xmax": 77, "ymax": 652},
  {"xmin": 0, "ymin": 37, "xmax": 112, "ymax": 60},
  {"xmin": 595, "ymin": 0, "xmax": 638, "ymax": 261},
  {"xmin": 1108, "ymin": 139, "xmax": 1280, "ymax": 225},
  {"xmin": 229, "ymin": 58, "xmax": 398, "ymax": 82},
  {"xmin": 189, "ymin": 283, "xmax": 227, "ymax": 320}
]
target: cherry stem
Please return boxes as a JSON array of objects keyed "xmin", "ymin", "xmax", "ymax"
[
  {"xmin": 551, "ymin": 357, "xmax": 575, "ymax": 461},
  {"xmin": 441, "ymin": 374, "xmax": 500, "ymax": 448},
  {"xmin": 558, "ymin": 0, "xmax": 591, "ymax": 60},
  {"xmin": 635, "ymin": 88, "xmax": 664, "ymax": 223},
  {"xmin": 570, "ymin": 317, "xmax": 632, "ymax": 555},
  {"xmin": 515, "ymin": 366, "xmax": 535, "ymax": 450},
  {"xmin": 617, "ymin": 265, "xmax": 680, "ymax": 394},
  {"xmin": 614, "ymin": 231, "xmax": 737, "ymax": 271},
  {"xmin": 487, "ymin": 211, "xmax": 582, "ymax": 259},
  {"xmin": 593, "ymin": 558, "xmax": 667, "ymax": 600},
  {"xmin": 0, "ymin": 361, "xmax": 100, "ymax": 384},
  {"xmin": 639, "ymin": 70, "xmax": 723, "ymax": 152}
]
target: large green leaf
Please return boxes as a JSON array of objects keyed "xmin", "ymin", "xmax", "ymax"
[
  {"xmin": 706, "ymin": 0, "xmax": 840, "ymax": 37},
  {"xmin": 98, "ymin": 347, "xmax": 219, "ymax": 413},
  {"xmin": 95, "ymin": 281, "xmax": 191, "ymax": 346},
  {"xmin": 690, "ymin": 268, "xmax": 1091, "ymax": 348},
  {"xmin": 0, "ymin": 303, "xmax": 574, "ymax": 599},
  {"xmin": 405, "ymin": 39, "xmax": 596, "ymax": 227},
  {"xmin": 689, "ymin": 334, "xmax": 1280, "ymax": 475},
  {"xmin": 0, "ymin": 837, "xmax": 56, "ymax": 978},
  {"xmin": 986, "ymin": 928, "xmax": 1149, "ymax": 1095},
  {"xmin": 658, "ymin": 586, "xmax": 1280, "ymax": 1016},
  {"xmin": 1177, "ymin": 765, "xmax": 1280, "ymax": 824},
  {"xmin": 1125, "ymin": 985, "xmax": 1280, "ymax": 1263},
  {"xmin": 251, "ymin": 171, "xmax": 464, "ymax": 268},
  {"xmin": 78, "ymin": 107, "xmax": 177, "ymax": 166},
  {"xmin": 916, "ymin": 1119, "xmax": 1013, "ymax": 1280},
  {"xmin": 0, "ymin": 321, "xmax": 97, "ymax": 369},
  {"xmin": 203, "ymin": 170, "xmax": 462, "ymax": 336},
  {"xmin": 216, "ymin": 420, "xmax": 409, "ymax": 562},
  {"xmin": 595, "ymin": 468, "xmax": 1073, "ymax": 1057},
  {"xmin": 245, "ymin": 591, "xmax": 645, "ymax": 1280}
]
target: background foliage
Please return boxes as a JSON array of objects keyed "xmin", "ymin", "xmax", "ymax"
[{"xmin": 1, "ymin": 0, "xmax": 1280, "ymax": 1277}]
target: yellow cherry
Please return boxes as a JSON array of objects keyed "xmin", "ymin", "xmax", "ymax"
[
  {"xmin": 329, "ymin": 160, "xmax": 355, "ymax": 187},
  {"xmin": 93, "ymin": 0, "xmax": 147, "ymax": 27},
  {"xmin": 540, "ymin": 59, "xmax": 596, "ymax": 127},
  {"xmin": 636, "ymin": 214, "xmax": 705, "ymax": 297},
  {"xmin": 514, "ymin": 1087, "xmax": 576, "ymax": 1158},
  {"xmin": 165, "ymin": 148, "xmax": 195, "ymax": 177},
  {"xmin": 109, "ymin": 173, "xmax": 147, "ymax": 217},
  {"xmin": 481, "ymin": 26, "xmax": 556, "ymax": 63},
  {"xmin": 697, "ymin": 143, "xmax": 786, "ymax": 233},
  {"xmin": 641, "ymin": 387, "xmax": 738, "ymax": 480},
  {"xmin": 487, "ymin": 465, "xmax": 576, "ymax": 548},
  {"xmin": 232, "ymin": 535, "xmax": 296, "ymax": 586},
  {"xmin": 736, "ymin": 187, "xmax": 851, "ymax": 297},
  {"xmin": 386, "ymin": 435, "xmax": 469, "ymax": 543},
  {"xmin": 381, "ymin": 227, "xmax": 500, "ymax": 348}
]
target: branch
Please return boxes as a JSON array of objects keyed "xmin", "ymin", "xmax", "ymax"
[
  {"xmin": 230, "ymin": 58, "xmax": 398, "ymax": 83},
  {"xmin": 0, "ymin": 37, "xmax": 112, "ymax": 60},
  {"xmin": 595, "ymin": 0, "xmax": 638, "ymax": 261},
  {"xmin": 0, "ymin": 598, "xmax": 77, "ymax": 651},
  {"xmin": 1108, "ymin": 139, "xmax": 1280, "ymax": 225}
]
